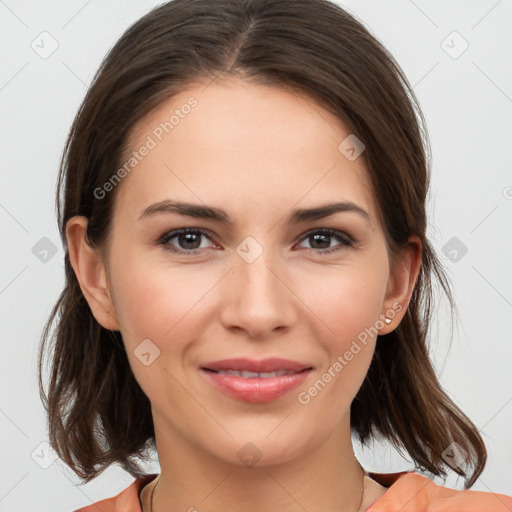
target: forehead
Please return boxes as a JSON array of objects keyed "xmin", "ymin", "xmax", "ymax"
[{"xmin": 114, "ymin": 78, "xmax": 376, "ymax": 225}]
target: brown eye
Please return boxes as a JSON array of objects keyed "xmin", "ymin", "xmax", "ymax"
[
  {"xmin": 297, "ymin": 229, "xmax": 354, "ymax": 254},
  {"xmin": 157, "ymin": 227, "xmax": 355, "ymax": 256},
  {"xmin": 158, "ymin": 228, "xmax": 215, "ymax": 253}
]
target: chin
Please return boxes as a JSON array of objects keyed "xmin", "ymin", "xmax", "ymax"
[{"xmin": 202, "ymin": 425, "xmax": 319, "ymax": 469}]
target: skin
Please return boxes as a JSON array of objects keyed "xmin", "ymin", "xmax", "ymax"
[{"xmin": 66, "ymin": 77, "xmax": 422, "ymax": 512}]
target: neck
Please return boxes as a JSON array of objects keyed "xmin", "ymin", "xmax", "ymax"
[{"xmin": 148, "ymin": 415, "xmax": 367, "ymax": 512}]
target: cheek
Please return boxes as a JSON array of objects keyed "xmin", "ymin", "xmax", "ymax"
[
  {"xmin": 109, "ymin": 256, "xmax": 218, "ymax": 365},
  {"xmin": 299, "ymin": 258, "xmax": 389, "ymax": 342},
  {"xmin": 292, "ymin": 253, "xmax": 389, "ymax": 405},
  {"xmin": 108, "ymin": 259, "xmax": 212, "ymax": 400}
]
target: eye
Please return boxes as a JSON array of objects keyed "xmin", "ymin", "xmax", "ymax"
[
  {"xmin": 296, "ymin": 229, "xmax": 354, "ymax": 254},
  {"xmin": 158, "ymin": 228, "xmax": 216, "ymax": 253},
  {"xmin": 157, "ymin": 227, "xmax": 355, "ymax": 255}
]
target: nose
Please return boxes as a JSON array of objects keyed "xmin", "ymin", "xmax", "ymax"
[{"xmin": 219, "ymin": 242, "xmax": 297, "ymax": 339}]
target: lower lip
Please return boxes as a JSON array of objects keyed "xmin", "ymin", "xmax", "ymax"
[{"xmin": 201, "ymin": 369, "xmax": 311, "ymax": 403}]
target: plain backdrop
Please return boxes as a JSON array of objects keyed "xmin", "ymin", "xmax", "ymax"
[{"xmin": 1, "ymin": 0, "xmax": 511, "ymax": 510}]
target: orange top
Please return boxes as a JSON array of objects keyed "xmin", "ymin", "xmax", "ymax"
[{"xmin": 74, "ymin": 471, "xmax": 512, "ymax": 512}]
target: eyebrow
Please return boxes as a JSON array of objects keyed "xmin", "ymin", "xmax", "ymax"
[{"xmin": 137, "ymin": 199, "xmax": 370, "ymax": 224}]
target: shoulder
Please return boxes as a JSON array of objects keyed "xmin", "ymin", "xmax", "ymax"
[
  {"xmin": 367, "ymin": 471, "xmax": 512, "ymax": 512},
  {"xmin": 73, "ymin": 474, "xmax": 158, "ymax": 512},
  {"xmin": 71, "ymin": 471, "xmax": 512, "ymax": 512}
]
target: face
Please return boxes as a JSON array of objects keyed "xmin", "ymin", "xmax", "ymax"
[{"xmin": 75, "ymin": 77, "xmax": 415, "ymax": 467}]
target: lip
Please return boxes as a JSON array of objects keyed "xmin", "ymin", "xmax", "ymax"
[
  {"xmin": 201, "ymin": 357, "xmax": 312, "ymax": 373},
  {"xmin": 200, "ymin": 358, "xmax": 313, "ymax": 403},
  {"xmin": 201, "ymin": 369, "xmax": 312, "ymax": 403}
]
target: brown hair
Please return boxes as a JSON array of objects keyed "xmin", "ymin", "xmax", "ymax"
[{"xmin": 38, "ymin": 0, "xmax": 487, "ymax": 487}]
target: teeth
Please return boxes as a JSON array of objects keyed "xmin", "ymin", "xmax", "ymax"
[{"xmin": 216, "ymin": 370, "xmax": 297, "ymax": 378}]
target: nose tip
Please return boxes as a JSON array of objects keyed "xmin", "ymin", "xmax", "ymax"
[{"xmin": 220, "ymin": 245, "xmax": 295, "ymax": 338}]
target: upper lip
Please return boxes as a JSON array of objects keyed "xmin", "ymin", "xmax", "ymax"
[{"xmin": 201, "ymin": 357, "xmax": 313, "ymax": 373}]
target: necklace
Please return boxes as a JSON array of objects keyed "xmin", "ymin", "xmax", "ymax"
[{"xmin": 148, "ymin": 464, "xmax": 366, "ymax": 512}]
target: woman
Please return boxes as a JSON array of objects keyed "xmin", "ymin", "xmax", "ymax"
[{"xmin": 38, "ymin": 0, "xmax": 512, "ymax": 511}]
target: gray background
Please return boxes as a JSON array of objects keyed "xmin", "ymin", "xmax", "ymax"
[{"xmin": 1, "ymin": 0, "xmax": 511, "ymax": 510}]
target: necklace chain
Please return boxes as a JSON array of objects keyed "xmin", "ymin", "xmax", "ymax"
[{"xmin": 147, "ymin": 464, "xmax": 366, "ymax": 512}]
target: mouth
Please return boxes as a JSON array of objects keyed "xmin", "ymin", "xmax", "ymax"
[
  {"xmin": 199, "ymin": 358, "xmax": 313, "ymax": 403},
  {"xmin": 202, "ymin": 368, "xmax": 308, "ymax": 378},
  {"xmin": 201, "ymin": 357, "xmax": 313, "ymax": 374}
]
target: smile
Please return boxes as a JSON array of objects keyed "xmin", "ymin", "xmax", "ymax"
[
  {"xmin": 200, "ymin": 367, "xmax": 312, "ymax": 403},
  {"xmin": 210, "ymin": 369, "xmax": 299, "ymax": 378}
]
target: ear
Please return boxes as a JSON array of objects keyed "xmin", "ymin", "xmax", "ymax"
[
  {"xmin": 378, "ymin": 235, "xmax": 422, "ymax": 334},
  {"xmin": 65, "ymin": 215, "xmax": 120, "ymax": 331}
]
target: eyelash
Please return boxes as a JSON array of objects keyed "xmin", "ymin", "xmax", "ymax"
[{"xmin": 157, "ymin": 228, "xmax": 355, "ymax": 255}]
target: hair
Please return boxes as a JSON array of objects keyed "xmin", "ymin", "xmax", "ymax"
[{"xmin": 38, "ymin": 0, "xmax": 487, "ymax": 487}]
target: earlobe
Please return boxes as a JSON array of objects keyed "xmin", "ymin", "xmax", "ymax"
[
  {"xmin": 379, "ymin": 235, "xmax": 422, "ymax": 334},
  {"xmin": 65, "ymin": 216, "xmax": 120, "ymax": 331}
]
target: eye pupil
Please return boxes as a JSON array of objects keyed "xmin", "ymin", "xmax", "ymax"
[
  {"xmin": 179, "ymin": 232, "xmax": 201, "ymax": 249},
  {"xmin": 310, "ymin": 233, "xmax": 331, "ymax": 249}
]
